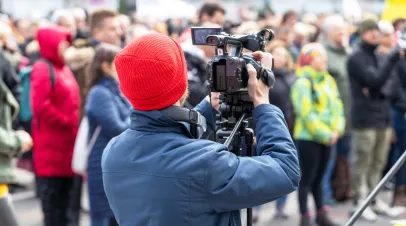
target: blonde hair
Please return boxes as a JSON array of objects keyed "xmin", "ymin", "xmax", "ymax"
[{"xmin": 266, "ymin": 40, "xmax": 294, "ymax": 71}]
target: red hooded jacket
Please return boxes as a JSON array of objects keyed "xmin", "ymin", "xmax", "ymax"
[{"xmin": 31, "ymin": 25, "xmax": 80, "ymax": 177}]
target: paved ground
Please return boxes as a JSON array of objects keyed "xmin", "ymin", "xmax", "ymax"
[
  {"xmin": 14, "ymin": 197, "xmax": 90, "ymax": 226},
  {"xmin": 240, "ymin": 192, "xmax": 402, "ymax": 226},
  {"xmin": 11, "ymin": 168, "xmax": 406, "ymax": 226},
  {"xmin": 13, "ymin": 189, "xmax": 404, "ymax": 226}
]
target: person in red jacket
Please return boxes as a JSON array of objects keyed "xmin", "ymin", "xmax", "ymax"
[{"xmin": 30, "ymin": 25, "xmax": 80, "ymax": 226}]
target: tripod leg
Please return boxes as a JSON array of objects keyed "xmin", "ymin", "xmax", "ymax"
[
  {"xmin": 243, "ymin": 126, "xmax": 255, "ymax": 226},
  {"xmin": 247, "ymin": 209, "xmax": 252, "ymax": 226}
]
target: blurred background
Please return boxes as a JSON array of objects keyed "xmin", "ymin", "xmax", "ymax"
[
  {"xmin": 0, "ymin": 0, "xmax": 391, "ymax": 21},
  {"xmin": 0, "ymin": 0, "xmax": 405, "ymax": 226}
]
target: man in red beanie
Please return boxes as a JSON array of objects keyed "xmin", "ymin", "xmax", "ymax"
[{"xmin": 102, "ymin": 32, "xmax": 300, "ymax": 226}]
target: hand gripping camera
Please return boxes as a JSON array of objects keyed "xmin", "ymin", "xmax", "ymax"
[
  {"xmin": 190, "ymin": 28, "xmax": 276, "ymax": 226},
  {"xmin": 191, "ymin": 27, "xmax": 276, "ymax": 94}
]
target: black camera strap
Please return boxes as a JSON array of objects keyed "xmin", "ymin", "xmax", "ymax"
[{"xmin": 160, "ymin": 106, "xmax": 207, "ymax": 139}]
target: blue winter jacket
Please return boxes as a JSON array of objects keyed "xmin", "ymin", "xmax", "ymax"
[
  {"xmin": 102, "ymin": 100, "xmax": 300, "ymax": 226},
  {"xmin": 86, "ymin": 77, "xmax": 131, "ymax": 219}
]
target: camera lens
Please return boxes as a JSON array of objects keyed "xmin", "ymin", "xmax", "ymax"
[{"xmin": 208, "ymin": 37, "xmax": 217, "ymax": 44}]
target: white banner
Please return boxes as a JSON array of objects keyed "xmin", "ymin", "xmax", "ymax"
[{"xmin": 136, "ymin": 0, "xmax": 197, "ymax": 20}]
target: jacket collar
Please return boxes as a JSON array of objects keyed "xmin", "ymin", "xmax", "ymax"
[
  {"xmin": 99, "ymin": 77, "xmax": 131, "ymax": 108},
  {"xmin": 298, "ymin": 66, "xmax": 327, "ymax": 83},
  {"xmin": 99, "ymin": 77, "xmax": 119, "ymax": 90},
  {"xmin": 360, "ymin": 41, "xmax": 378, "ymax": 54},
  {"xmin": 129, "ymin": 109, "xmax": 194, "ymax": 138},
  {"xmin": 325, "ymin": 41, "xmax": 350, "ymax": 54},
  {"xmin": 90, "ymin": 38, "xmax": 101, "ymax": 47}
]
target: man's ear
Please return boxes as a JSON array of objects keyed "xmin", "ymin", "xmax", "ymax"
[{"xmin": 92, "ymin": 27, "xmax": 100, "ymax": 39}]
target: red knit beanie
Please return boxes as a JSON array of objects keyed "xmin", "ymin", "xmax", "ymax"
[{"xmin": 115, "ymin": 33, "xmax": 188, "ymax": 111}]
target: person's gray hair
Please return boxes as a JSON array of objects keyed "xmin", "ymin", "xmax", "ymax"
[
  {"xmin": 51, "ymin": 9, "xmax": 75, "ymax": 25},
  {"xmin": 323, "ymin": 14, "xmax": 345, "ymax": 33},
  {"xmin": 378, "ymin": 20, "xmax": 394, "ymax": 35}
]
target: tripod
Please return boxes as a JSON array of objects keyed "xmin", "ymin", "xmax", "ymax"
[
  {"xmin": 344, "ymin": 149, "xmax": 406, "ymax": 226},
  {"xmin": 217, "ymin": 110, "xmax": 255, "ymax": 226}
]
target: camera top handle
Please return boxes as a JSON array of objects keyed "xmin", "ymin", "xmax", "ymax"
[
  {"xmin": 206, "ymin": 29, "xmax": 275, "ymax": 57},
  {"xmin": 238, "ymin": 29, "xmax": 274, "ymax": 53}
]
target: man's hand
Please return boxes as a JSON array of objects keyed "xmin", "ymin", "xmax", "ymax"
[
  {"xmin": 330, "ymin": 132, "xmax": 339, "ymax": 146},
  {"xmin": 248, "ymin": 51, "xmax": 273, "ymax": 107},
  {"xmin": 205, "ymin": 92, "xmax": 221, "ymax": 110},
  {"xmin": 252, "ymin": 51, "xmax": 273, "ymax": 71},
  {"xmin": 16, "ymin": 130, "xmax": 33, "ymax": 153}
]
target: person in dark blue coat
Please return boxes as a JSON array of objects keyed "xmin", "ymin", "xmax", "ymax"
[
  {"xmin": 102, "ymin": 33, "xmax": 300, "ymax": 226},
  {"xmin": 85, "ymin": 43, "xmax": 130, "ymax": 226}
]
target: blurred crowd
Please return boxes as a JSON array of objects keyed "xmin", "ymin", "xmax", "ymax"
[{"xmin": 0, "ymin": 1, "xmax": 405, "ymax": 226}]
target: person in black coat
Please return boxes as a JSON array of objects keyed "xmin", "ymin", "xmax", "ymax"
[
  {"xmin": 254, "ymin": 40, "xmax": 296, "ymax": 221},
  {"xmin": 268, "ymin": 41, "xmax": 296, "ymax": 135},
  {"xmin": 269, "ymin": 42, "xmax": 296, "ymax": 220},
  {"xmin": 347, "ymin": 19, "xmax": 402, "ymax": 220},
  {"xmin": 376, "ymin": 23, "xmax": 406, "ymax": 207},
  {"xmin": 388, "ymin": 47, "xmax": 406, "ymax": 207}
]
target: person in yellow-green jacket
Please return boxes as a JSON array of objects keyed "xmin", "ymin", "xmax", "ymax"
[{"xmin": 291, "ymin": 42, "xmax": 345, "ymax": 226}]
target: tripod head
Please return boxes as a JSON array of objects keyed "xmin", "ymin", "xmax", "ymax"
[
  {"xmin": 219, "ymin": 92, "xmax": 254, "ymax": 120},
  {"xmin": 216, "ymin": 92, "xmax": 255, "ymax": 154}
]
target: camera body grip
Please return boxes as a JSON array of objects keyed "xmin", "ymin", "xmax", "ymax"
[{"xmin": 242, "ymin": 55, "xmax": 275, "ymax": 88}]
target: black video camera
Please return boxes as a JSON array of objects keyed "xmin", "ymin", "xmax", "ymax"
[{"xmin": 191, "ymin": 27, "xmax": 276, "ymax": 94}]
